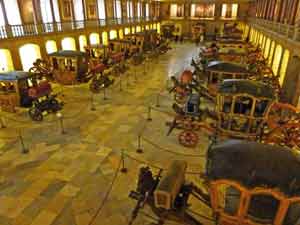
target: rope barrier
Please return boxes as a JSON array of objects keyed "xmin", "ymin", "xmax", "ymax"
[
  {"xmin": 140, "ymin": 136, "xmax": 206, "ymax": 158},
  {"xmin": 87, "ymin": 155, "xmax": 122, "ymax": 225},
  {"xmin": 123, "ymin": 152, "xmax": 203, "ymax": 175}
]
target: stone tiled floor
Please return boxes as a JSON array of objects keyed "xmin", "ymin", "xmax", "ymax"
[{"xmin": 0, "ymin": 43, "xmax": 214, "ymax": 225}]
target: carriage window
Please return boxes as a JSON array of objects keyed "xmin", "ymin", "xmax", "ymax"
[
  {"xmin": 222, "ymin": 96, "xmax": 232, "ymax": 113},
  {"xmin": 247, "ymin": 194, "xmax": 280, "ymax": 224},
  {"xmin": 223, "ymin": 73, "xmax": 232, "ymax": 80},
  {"xmin": 283, "ymin": 202, "xmax": 300, "ymax": 225},
  {"xmin": 217, "ymin": 184, "xmax": 241, "ymax": 216},
  {"xmin": 234, "ymin": 96, "xmax": 253, "ymax": 115},
  {"xmin": 0, "ymin": 82, "xmax": 15, "ymax": 93},
  {"xmin": 212, "ymin": 73, "xmax": 218, "ymax": 83},
  {"xmin": 52, "ymin": 57, "xmax": 58, "ymax": 69},
  {"xmin": 230, "ymin": 117, "xmax": 249, "ymax": 132},
  {"xmin": 254, "ymin": 100, "xmax": 269, "ymax": 117}
]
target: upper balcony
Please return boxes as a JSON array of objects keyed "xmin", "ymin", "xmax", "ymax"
[
  {"xmin": 248, "ymin": 17, "xmax": 300, "ymax": 43},
  {"xmin": 0, "ymin": 17, "xmax": 158, "ymax": 40}
]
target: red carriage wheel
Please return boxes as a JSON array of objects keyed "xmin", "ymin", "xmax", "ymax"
[{"xmin": 178, "ymin": 130, "xmax": 199, "ymax": 148}]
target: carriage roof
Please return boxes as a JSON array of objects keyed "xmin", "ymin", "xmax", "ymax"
[
  {"xmin": 0, "ymin": 71, "xmax": 33, "ymax": 81},
  {"xmin": 218, "ymin": 79, "xmax": 274, "ymax": 99},
  {"xmin": 206, "ymin": 61, "xmax": 248, "ymax": 73},
  {"xmin": 48, "ymin": 50, "xmax": 87, "ymax": 58},
  {"xmin": 207, "ymin": 140, "xmax": 300, "ymax": 196}
]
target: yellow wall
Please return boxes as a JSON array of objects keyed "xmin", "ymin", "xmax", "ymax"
[
  {"xmin": 279, "ymin": 50, "xmax": 290, "ymax": 85},
  {"xmin": 79, "ymin": 35, "xmax": 87, "ymax": 51},
  {"xmin": 0, "ymin": 49, "xmax": 14, "ymax": 72},
  {"xmin": 102, "ymin": 32, "xmax": 108, "ymax": 45},
  {"xmin": 119, "ymin": 29, "xmax": 124, "ymax": 39}
]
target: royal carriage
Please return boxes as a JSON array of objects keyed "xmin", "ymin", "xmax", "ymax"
[
  {"xmin": 204, "ymin": 61, "xmax": 250, "ymax": 96},
  {"xmin": 48, "ymin": 50, "xmax": 91, "ymax": 85},
  {"xmin": 168, "ymin": 79, "xmax": 300, "ymax": 148},
  {"xmin": 129, "ymin": 140, "xmax": 300, "ymax": 225},
  {"xmin": 0, "ymin": 71, "xmax": 37, "ymax": 112},
  {"xmin": 0, "ymin": 71, "xmax": 62, "ymax": 120}
]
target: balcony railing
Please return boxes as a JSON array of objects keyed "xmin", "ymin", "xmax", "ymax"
[
  {"xmin": 0, "ymin": 17, "xmax": 157, "ymax": 40},
  {"xmin": 248, "ymin": 18, "xmax": 300, "ymax": 42}
]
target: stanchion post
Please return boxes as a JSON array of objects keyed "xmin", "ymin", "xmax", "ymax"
[
  {"xmin": 56, "ymin": 112, "xmax": 66, "ymax": 134},
  {"xmin": 136, "ymin": 135, "xmax": 143, "ymax": 153},
  {"xmin": 121, "ymin": 149, "xmax": 128, "ymax": 173},
  {"xmin": 156, "ymin": 93, "xmax": 160, "ymax": 108},
  {"xmin": 90, "ymin": 93, "xmax": 96, "ymax": 111},
  {"xmin": 119, "ymin": 75, "xmax": 123, "ymax": 91},
  {"xmin": 19, "ymin": 131, "xmax": 28, "ymax": 154},
  {"xmin": 147, "ymin": 106, "xmax": 152, "ymax": 121},
  {"xmin": 0, "ymin": 116, "xmax": 6, "ymax": 128},
  {"xmin": 103, "ymin": 87, "xmax": 108, "ymax": 100}
]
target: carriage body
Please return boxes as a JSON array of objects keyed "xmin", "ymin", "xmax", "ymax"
[
  {"xmin": 216, "ymin": 79, "xmax": 274, "ymax": 139},
  {"xmin": 48, "ymin": 50, "xmax": 89, "ymax": 85},
  {"xmin": 205, "ymin": 61, "xmax": 250, "ymax": 96},
  {"xmin": 0, "ymin": 71, "xmax": 49, "ymax": 112},
  {"xmin": 207, "ymin": 140, "xmax": 300, "ymax": 225}
]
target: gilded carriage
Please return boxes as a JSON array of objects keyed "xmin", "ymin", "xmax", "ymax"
[
  {"xmin": 129, "ymin": 140, "xmax": 300, "ymax": 225},
  {"xmin": 205, "ymin": 61, "xmax": 250, "ymax": 96},
  {"xmin": 0, "ymin": 71, "xmax": 48, "ymax": 112},
  {"xmin": 216, "ymin": 79, "xmax": 274, "ymax": 140},
  {"xmin": 48, "ymin": 50, "xmax": 90, "ymax": 85},
  {"xmin": 206, "ymin": 140, "xmax": 300, "ymax": 225}
]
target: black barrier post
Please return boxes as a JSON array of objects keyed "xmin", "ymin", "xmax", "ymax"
[
  {"xmin": 90, "ymin": 94, "xmax": 96, "ymax": 111},
  {"xmin": 134, "ymin": 66, "xmax": 137, "ymax": 81},
  {"xmin": 19, "ymin": 131, "xmax": 29, "ymax": 154},
  {"xmin": 119, "ymin": 76, "xmax": 123, "ymax": 91},
  {"xmin": 136, "ymin": 135, "xmax": 143, "ymax": 153},
  {"xmin": 103, "ymin": 87, "xmax": 108, "ymax": 100},
  {"xmin": 56, "ymin": 112, "xmax": 66, "ymax": 134},
  {"xmin": 156, "ymin": 93, "xmax": 160, "ymax": 108},
  {"xmin": 147, "ymin": 106, "xmax": 152, "ymax": 121},
  {"xmin": 0, "ymin": 116, "xmax": 6, "ymax": 128},
  {"xmin": 143, "ymin": 61, "xmax": 146, "ymax": 76},
  {"xmin": 121, "ymin": 149, "xmax": 128, "ymax": 173}
]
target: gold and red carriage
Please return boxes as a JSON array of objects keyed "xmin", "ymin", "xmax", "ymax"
[{"xmin": 168, "ymin": 79, "xmax": 300, "ymax": 149}]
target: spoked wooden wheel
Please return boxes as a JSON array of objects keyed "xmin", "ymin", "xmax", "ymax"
[
  {"xmin": 264, "ymin": 122, "xmax": 300, "ymax": 148},
  {"xmin": 178, "ymin": 130, "xmax": 199, "ymax": 148}
]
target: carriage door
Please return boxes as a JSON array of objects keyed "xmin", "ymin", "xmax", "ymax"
[
  {"xmin": 243, "ymin": 192, "xmax": 281, "ymax": 225},
  {"xmin": 213, "ymin": 182, "xmax": 243, "ymax": 225}
]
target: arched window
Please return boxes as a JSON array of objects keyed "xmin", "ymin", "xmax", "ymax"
[
  {"xmin": 137, "ymin": 2, "xmax": 142, "ymax": 18},
  {"xmin": 264, "ymin": 38, "xmax": 271, "ymax": 58},
  {"xmin": 125, "ymin": 27, "xmax": 130, "ymax": 35},
  {"xmin": 272, "ymin": 44, "xmax": 283, "ymax": 76},
  {"xmin": 136, "ymin": 26, "xmax": 141, "ymax": 32},
  {"xmin": 279, "ymin": 50, "xmax": 290, "ymax": 86},
  {"xmin": 109, "ymin": 30, "xmax": 117, "ymax": 40},
  {"xmin": 268, "ymin": 41, "xmax": 276, "ymax": 65},
  {"xmin": 145, "ymin": 3, "xmax": 149, "ymax": 17},
  {"xmin": 19, "ymin": 44, "xmax": 42, "ymax": 71},
  {"xmin": 45, "ymin": 40, "xmax": 57, "ymax": 54},
  {"xmin": 90, "ymin": 33, "xmax": 100, "ymax": 45},
  {"xmin": 157, "ymin": 23, "xmax": 161, "ymax": 34},
  {"xmin": 61, "ymin": 37, "xmax": 76, "ymax": 50}
]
